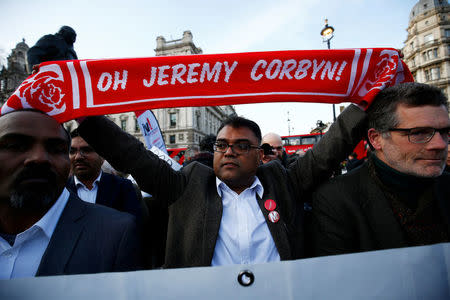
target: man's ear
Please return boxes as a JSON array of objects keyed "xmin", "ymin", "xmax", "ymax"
[
  {"xmin": 257, "ymin": 148, "xmax": 264, "ymax": 164},
  {"xmin": 367, "ymin": 128, "xmax": 383, "ymax": 151}
]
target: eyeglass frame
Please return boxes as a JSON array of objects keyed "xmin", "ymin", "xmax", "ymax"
[
  {"xmin": 69, "ymin": 146, "xmax": 95, "ymax": 157},
  {"xmin": 213, "ymin": 141, "xmax": 261, "ymax": 154},
  {"xmin": 388, "ymin": 126, "xmax": 450, "ymax": 144}
]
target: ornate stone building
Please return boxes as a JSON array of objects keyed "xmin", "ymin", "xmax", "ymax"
[
  {"xmin": 0, "ymin": 39, "xmax": 30, "ymax": 106},
  {"xmin": 402, "ymin": 0, "xmax": 450, "ymax": 100},
  {"xmin": 109, "ymin": 31, "xmax": 235, "ymax": 148}
]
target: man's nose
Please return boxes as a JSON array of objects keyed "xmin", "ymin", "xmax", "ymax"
[
  {"xmin": 426, "ymin": 131, "xmax": 448, "ymax": 150},
  {"xmin": 24, "ymin": 144, "xmax": 51, "ymax": 165},
  {"xmin": 224, "ymin": 145, "xmax": 236, "ymax": 156}
]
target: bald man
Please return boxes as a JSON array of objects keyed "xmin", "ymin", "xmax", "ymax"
[{"xmin": 261, "ymin": 133, "xmax": 286, "ymax": 165}]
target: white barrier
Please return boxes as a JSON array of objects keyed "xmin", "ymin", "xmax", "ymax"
[{"xmin": 1, "ymin": 243, "xmax": 449, "ymax": 300}]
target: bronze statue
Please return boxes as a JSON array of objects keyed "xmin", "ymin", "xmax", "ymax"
[{"xmin": 27, "ymin": 26, "xmax": 78, "ymax": 69}]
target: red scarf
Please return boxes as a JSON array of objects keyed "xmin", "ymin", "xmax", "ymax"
[{"xmin": 1, "ymin": 49, "xmax": 412, "ymax": 122}]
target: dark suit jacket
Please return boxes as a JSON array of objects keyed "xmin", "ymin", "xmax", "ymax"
[
  {"xmin": 67, "ymin": 172, "xmax": 146, "ymax": 225},
  {"xmin": 36, "ymin": 193, "xmax": 143, "ymax": 276},
  {"xmin": 78, "ymin": 105, "xmax": 366, "ymax": 269},
  {"xmin": 310, "ymin": 164, "xmax": 450, "ymax": 257}
]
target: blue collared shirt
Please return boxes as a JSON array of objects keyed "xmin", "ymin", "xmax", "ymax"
[
  {"xmin": 0, "ymin": 188, "xmax": 70, "ymax": 279},
  {"xmin": 74, "ymin": 171, "xmax": 102, "ymax": 204},
  {"xmin": 212, "ymin": 177, "xmax": 280, "ymax": 266}
]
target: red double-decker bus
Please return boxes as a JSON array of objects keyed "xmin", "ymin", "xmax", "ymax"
[
  {"xmin": 167, "ymin": 148, "xmax": 187, "ymax": 164},
  {"xmin": 281, "ymin": 133, "xmax": 367, "ymax": 158}
]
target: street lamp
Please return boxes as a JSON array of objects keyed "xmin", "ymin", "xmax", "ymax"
[{"xmin": 320, "ymin": 18, "xmax": 336, "ymax": 121}]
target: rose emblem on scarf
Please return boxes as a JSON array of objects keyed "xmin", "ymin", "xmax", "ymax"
[
  {"xmin": 357, "ymin": 50, "xmax": 400, "ymax": 98},
  {"xmin": 19, "ymin": 71, "xmax": 66, "ymax": 113},
  {"xmin": 1, "ymin": 64, "xmax": 67, "ymax": 116}
]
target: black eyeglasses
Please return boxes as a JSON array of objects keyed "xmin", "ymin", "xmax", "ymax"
[
  {"xmin": 388, "ymin": 127, "xmax": 450, "ymax": 144},
  {"xmin": 213, "ymin": 141, "xmax": 260, "ymax": 154},
  {"xmin": 69, "ymin": 146, "xmax": 95, "ymax": 156}
]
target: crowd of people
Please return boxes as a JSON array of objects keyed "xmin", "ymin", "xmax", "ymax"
[{"xmin": 0, "ymin": 26, "xmax": 449, "ymax": 280}]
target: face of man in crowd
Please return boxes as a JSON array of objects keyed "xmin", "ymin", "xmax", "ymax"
[
  {"xmin": 70, "ymin": 136, "xmax": 104, "ymax": 182},
  {"xmin": 369, "ymin": 104, "xmax": 449, "ymax": 177},
  {"xmin": 0, "ymin": 111, "xmax": 70, "ymax": 211},
  {"xmin": 261, "ymin": 133, "xmax": 284, "ymax": 164},
  {"xmin": 213, "ymin": 125, "xmax": 263, "ymax": 194}
]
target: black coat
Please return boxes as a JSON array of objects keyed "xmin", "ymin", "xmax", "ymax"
[
  {"xmin": 78, "ymin": 105, "xmax": 366, "ymax": 268},
  {"xmin": 310, "ymin": 164, "xmax": 450, "ymax": 257}
]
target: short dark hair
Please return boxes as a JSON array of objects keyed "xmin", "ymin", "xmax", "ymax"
[
  {"xmin": 70, "ymin": 128, "xmax": 80, "ymax": 138},
  {"xmin": 217, "ymin": 116, "xmax": 262, "ymax": 144},
  {"xmin": 367, "ymin": 82, "xmax": 448, "ymax": 133},
  {"xmin": 199, "ymin": 134, "xmax": 216, "ymax": 152}
]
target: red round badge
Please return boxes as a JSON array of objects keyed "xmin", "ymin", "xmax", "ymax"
[
  {"xmin": 268, "ymin": 211, "xmax": 280, "ymax": 223},
  {"xmin": 264, "ymin": 199, "xmax": 276, "ymax": 211}
]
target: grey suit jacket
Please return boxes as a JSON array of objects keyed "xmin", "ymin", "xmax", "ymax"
[
  {"xmin": 36, "ymin": 194, "xmax": 143, "ymax": 276},
  {"xmin": 310, "ymin": 163, "xmax": 450, "ymax": 257},
  {"xmin": 78, "ymin": 105, "xmax": 366, "ymax": 269}
]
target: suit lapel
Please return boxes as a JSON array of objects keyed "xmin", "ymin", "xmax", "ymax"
[
  {"xmin": 256, "ymin": 192, "xmax": 291, "ymax": 260},
  {"xmin": 202, "ymin": 177, "xmax": 223, "ymax": 265},
  {"xmin": 95, "ymin": 173, "xmax": 109, "ymax": 206},
  {"xmin": 36, "ymin": 195, "xmax": 86, "ymax": 276},
  {"xmin": 359, "ymin": 165, "xmax": 408, "ymax": 249},
  {"xmin": 66, "ymin": 176, "xmax": 76, "ymax": 194}
]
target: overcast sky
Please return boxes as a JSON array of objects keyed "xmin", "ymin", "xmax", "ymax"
[{"xmin": 0, "ymin": 0, "xmax": 419, "ymax": 135}]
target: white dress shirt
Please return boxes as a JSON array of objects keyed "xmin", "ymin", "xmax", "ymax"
[
  {"xmin": 74, "ymin": 171, "xmax": 102, "ymax": 204},
  {"xmin": 211, "ymin": 177, "xmax": 280, "ymax": 266},
  {"xmin": 0, "ymin": 188, "xmax": 70, "ymax": 279}
]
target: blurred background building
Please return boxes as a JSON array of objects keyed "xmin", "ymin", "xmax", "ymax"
[{"xmin": 402, "ymin": 0, "xmax": 450, "ymax": 101}]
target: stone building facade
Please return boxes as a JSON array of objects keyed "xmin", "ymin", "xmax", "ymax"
[
  {"xmin": 402, "ymin": 0, "xmax": 450, "ymax": 101},
  {"xmin": 108, "ymin": 31, "xmax": 235, "ymax": 148},
  {"xmin": 0, "ymin": 39, "xmax": 29, "ymax": 106}
]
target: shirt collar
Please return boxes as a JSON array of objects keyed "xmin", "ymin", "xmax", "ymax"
[
  {"xmin": 216, "ymin": 176, "xmax": 264, "ymax": 198},
  {"xmin": 32, "ymin": 188, "xmax": 70, "ymax": 239},
  {"xmin": 74, "ymin": 171, "xmax": 102, "ymax": 189}
]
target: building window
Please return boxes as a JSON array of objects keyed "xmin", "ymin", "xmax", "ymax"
[
  {"xmin": 134, "ymin": 118, "xmax": 139, "ymax": 132},
  {"xmin": 445, "ymin": 29, "xmax": 450, "ymax": 38},
  {"xmin": 169, "ymin": 135, "xmax": 176, "ymax": 144},
  {"xmin": 169, "ymin": 112, "xmax": 177, "ymax": 127},
  {"xmin": 424, "ymin": 33, "xmax": 433, "ymax": 43},
  {"xmin": 179, "ymin": 133, "xmax": 184, "ymax": 141},
  {"xmin": 425, "ymin": 66, "xmax": 441, "ymax": 81},
  {"xmin": 423, "ymin": 48, "xmax": 438, "ymax": 61},
  {"xmin": 0, "ymin": 79, "xmax": 4, "ymax": 91},
  {"xmin": 410, "ymin": 41, "xmax": 414, "ymax": 50},
  {"xmin": 121, "ymin": 119, "xmax": 127, "ymax": 131}
]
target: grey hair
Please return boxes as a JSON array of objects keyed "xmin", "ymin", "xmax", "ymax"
[{"xmin": 367, "ymin": 82, "xmax": 448, "ymax": 133}]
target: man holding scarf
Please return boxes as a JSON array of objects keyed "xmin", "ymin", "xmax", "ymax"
[{"xmin": 76, "ymin": 103, "xmax": 366, "ymax": 268}]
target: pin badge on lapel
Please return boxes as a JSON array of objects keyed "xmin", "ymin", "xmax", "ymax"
[
  {"xmin": 264, "ymin": 199, "xmax": 276, "ymax": 211},
  {"xmin": 268, "ymin": 210, "xmax": 280, "ymax": 223}
]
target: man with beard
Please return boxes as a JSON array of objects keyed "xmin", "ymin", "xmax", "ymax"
[
  {"xmin": 310, "ymin": 82, "xmax": 450, "ymax": 257},
  {"xmin": 66, "ymin": 129, "xmax": 144, "ymax": 223},
  {"xmin": 0, "ymin": 110, "xmax": 143, "ymax": 279}
]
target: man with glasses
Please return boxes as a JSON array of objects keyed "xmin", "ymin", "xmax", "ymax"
[
  {"xmin": 66, "ymin": 129, "xmax": 145, "ymax": 223},
  {"xmin": 310, "ymin": 82, "xmax": 450, "ymax": 257},
  {"xmin": 76, "ymin": 104, "xmax": 366, "ymax": 268}
]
